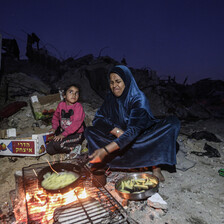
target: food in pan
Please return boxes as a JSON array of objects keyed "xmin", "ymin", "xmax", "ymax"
[
  {"xmin": 41, "ymin": 171, "xmax": 79, "ymax": 190},
  {"xmin": 118, "ymin": 177, "xmax": 158, "ymax": 194}
]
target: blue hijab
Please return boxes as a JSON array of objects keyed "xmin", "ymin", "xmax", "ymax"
[
  {"xmin": 108, "ymin": 65, "xmax": 155, "ymax": 118},
  {"xmin": 93, "ymin": 65, "xmax": 158, "ymax": 149}
]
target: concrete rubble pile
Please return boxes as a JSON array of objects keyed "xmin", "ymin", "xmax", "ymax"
[{"xmin": 1, "ymin": 53, "xmax": 224, "ymax": 121}]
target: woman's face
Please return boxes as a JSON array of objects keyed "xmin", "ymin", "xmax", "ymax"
[{"xmin": 109, "ymin": 73, "xmax": 125, "ymax": 97}]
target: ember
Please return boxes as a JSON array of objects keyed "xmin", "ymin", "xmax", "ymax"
[
  {"xmin": 24, "ymin": 187, "xmax": 87, "ymax": 223},
  {"xmin": 12, "ymin": 161, "xmax": 137, "ymax": 224}
]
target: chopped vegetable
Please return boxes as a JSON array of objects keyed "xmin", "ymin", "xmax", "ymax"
[
  {"xmin": 41, "ymin": 172, "xmax": 79, "ymax": 190},
  {"xmin": 118, "ymin": 177, "xmax": 157, "ymax": 194}
]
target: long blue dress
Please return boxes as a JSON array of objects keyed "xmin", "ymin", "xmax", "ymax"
[{"xmin": 85, "ymin": 65, "xmax": 180, "ymax": 169}]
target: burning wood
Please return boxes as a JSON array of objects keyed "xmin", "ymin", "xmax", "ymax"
[
  {"xmin": 10, "ymin": 162, "xmax": 135, "ymax": 224},
  {"xmin": 24, "ymin": 187, "xmax": 87, "ymax": 223}
]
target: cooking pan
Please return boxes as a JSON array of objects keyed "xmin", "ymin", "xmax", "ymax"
[
  {"xmin": 115, "ymin": 173, "xmax": 159, "ymax": 200},
  {"xmin": 37, "ymin": 162, "xmax": 83, "ymax": 194}
]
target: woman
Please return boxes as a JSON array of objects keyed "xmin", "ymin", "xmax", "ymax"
[{"xmin": 85, "ymin": 65, "xmax": 180, "ymax": 181}]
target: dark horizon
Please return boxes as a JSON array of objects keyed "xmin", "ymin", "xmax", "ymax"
[{"xmin": 1, "ymin": 0, "xmax": 224, "ymax": 84}]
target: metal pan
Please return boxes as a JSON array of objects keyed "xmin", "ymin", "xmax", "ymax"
[
  {"xmin": 115, "ymin": 173, "xmax": 159, "ymax": 200},
  {"xmin": 37, "ymin": 162, "xmax": 83, "ymax": 194}
]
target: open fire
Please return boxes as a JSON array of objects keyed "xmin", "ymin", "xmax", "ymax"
[
  {"xmin": 12, "ymin": 161, "xmax": 135, "ymax": 224},
  {"xmin": 14, "ymin": 170, "xmax": 88, "ymax": 224},
  {"xmin": 20, "ymin": 187, "xmax": 87, "ymax": 223}
]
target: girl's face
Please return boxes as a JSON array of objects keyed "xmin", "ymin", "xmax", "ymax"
[
  {"xmin": 109, "ymin": 73, "xmax": 125, "ymax": 97},
  {"xmin": 64, "ymin": 86, "xmax": 79, "ymax": 105}
]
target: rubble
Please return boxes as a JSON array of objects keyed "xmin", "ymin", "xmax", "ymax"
[
  {"xmin": 191, "ymin": 143, "xmax": 221, "ymax": 158},
  {"xmin": 1, "ymin": 46, "xmax": 224, "ymax": 121},
  {"xmin": 188, "ymin": 130, "xmax": 222, "ymax": 142},
  {"xmin": 147, "ymin": 193, "xmax": 168, "ymax": 210}
]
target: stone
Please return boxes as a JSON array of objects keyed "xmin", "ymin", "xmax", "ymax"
[{"xmin": 147, "ymin": 193, "xmax": 168, "ymax": 210}]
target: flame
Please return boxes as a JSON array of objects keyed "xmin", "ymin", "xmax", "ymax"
[
  {"xmin": 16, "ymin": 187, "xmax": 88, "ymax": 223},
  {"xmin": 77, "ymin": 187, "xmax": 87, "ymax": 199}
]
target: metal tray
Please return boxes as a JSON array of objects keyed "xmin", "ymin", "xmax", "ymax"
[{"xmin": 115, "ymin": 173, "xmax": 159, "ymax": 200}]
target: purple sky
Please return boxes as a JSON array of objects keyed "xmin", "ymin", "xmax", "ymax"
[{"xmin": 1, "ymin": 0, "xmax": 224, "ymax": 84}]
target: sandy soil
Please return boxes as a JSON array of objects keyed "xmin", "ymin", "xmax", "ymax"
[{"xmin": 0, "ymin": 119, "xmax": 223, "ymax": 224}]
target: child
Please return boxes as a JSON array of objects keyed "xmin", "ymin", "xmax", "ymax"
[{"xmin": 46, "ymin": 84, "xmax": 85, "ymax": 155}]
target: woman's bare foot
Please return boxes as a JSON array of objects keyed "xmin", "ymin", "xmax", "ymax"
[{"xmin": 152, "ymin": 166, "xmax": 165, "ymax": 182}]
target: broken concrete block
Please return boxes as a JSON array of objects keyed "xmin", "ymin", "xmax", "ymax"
[{"xmin": 147, "ymin": 193, "xmax": 168, "ymax": 210}]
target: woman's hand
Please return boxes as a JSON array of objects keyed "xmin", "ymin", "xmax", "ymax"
[
  {"xmin": 54, "ymin": 134, "xmax": 65, "ymax": 141},
  {"xmin": 89, "ymin": 148, "xmax": 108, "ymax": 163}
]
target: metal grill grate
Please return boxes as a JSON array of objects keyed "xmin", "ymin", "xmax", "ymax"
[{"xmin": 22, "ymin": 160, "xmax": 138, "ymax": 224}]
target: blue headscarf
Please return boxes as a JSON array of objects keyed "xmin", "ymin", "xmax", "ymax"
[
  {"xmin": 108, "ymin": 65, "xmax": 155, "ymax": 118},
  {"xmin": 93, "ymin": 65, "xmax": 157, "ymax": 137}
]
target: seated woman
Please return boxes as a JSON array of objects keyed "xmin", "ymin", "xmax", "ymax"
[{"xmin": 84, "ymin": 65, "xmax": 180, "ymax": 181}]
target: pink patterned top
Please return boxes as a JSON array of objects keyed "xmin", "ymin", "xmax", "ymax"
[{"xmin": 52, "ymin": 101, "xmax": 85, "ymax": 137}]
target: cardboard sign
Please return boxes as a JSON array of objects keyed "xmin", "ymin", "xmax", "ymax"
[
  {"xmin": 0, "ymin": 132, "xmax": 53, "ymax": 157},
  {"xmin": 9, "ymin": 141, "xmax": 35, "ymax": 154}
]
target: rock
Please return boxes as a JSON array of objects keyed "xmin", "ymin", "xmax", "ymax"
[
  {"xmin": 176, "ymin": 150, "xmax": 196, "ymax": 171},
  {"xmin": 147, "ymin": 193, "xmax": 168, "ymax": 210},
  {"xmin": 0, "ymin": 101, "xmax": 27, "ymax": 119},
  {"xmin": 2, "ymin": 72, "xmax": 50, "ymax": 98},
  {"xmin": 191, "ymin": 143, "xmax": 221, "ymax": 158},
  {"xmin": 188, "ymin": 131, "xmax": 222, "ymax": 142}
]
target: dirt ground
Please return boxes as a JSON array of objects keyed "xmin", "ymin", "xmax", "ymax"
[{"xmin": 0, "ymin": 119, "xmax": 223, "ymax": 224}]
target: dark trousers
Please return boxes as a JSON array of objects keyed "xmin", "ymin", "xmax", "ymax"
[{"xmin": 46, "ymin": 132, "xmax": 84, "ymax": 155}]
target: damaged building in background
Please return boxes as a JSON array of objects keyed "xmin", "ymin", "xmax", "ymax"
[
  {"xmin": 25, "ymin": 32, "xmax": 60, "ymax": 71},
  {"xmin": 0, "ymin": 32, "xmax": 224, "ymax": 121},
  {"xmin": 1, "ymin": 37, "xmax": 20, "ymax": 60}
]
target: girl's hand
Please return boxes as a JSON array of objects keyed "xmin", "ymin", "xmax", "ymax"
[
  {"xmin": 49, "ymin": 128, "xmax": 56, "ymax": 134},
  {"xmin": 54, "ymin": 134, "xmax": 65, "ymax": 141},
  {"xmin": 89, "ymin": 148, "xmax": 108, "ymax": 163}
]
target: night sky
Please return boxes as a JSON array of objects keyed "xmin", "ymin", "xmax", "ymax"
[{"xmin": 1, "ymin": 0, "xmax": 224, "ymax": 84}]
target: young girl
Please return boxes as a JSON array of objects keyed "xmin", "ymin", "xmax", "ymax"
[{"xmin": 46, "ymin": 84, "xmax": 85, "ymax": 155}]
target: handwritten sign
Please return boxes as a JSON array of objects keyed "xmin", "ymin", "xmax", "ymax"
[{"xmin": 12, "ymin": 141, "xmax": 35, "ymax": 154}]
